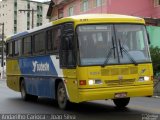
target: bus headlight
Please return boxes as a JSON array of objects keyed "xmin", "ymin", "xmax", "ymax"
[
  {"xmin": 144, "ymin": 76, "xmax": 150, "ymax": 81},
  {"xmin": 138, "ymin": 76, "xmax": 150, "ymax": 82},
  {"xmin": 88, "ymin": 80, "xmax": 94, "ymax": 85},
  {"xmin": 88, "ymin": 79, "xmax": 102, "ymax": 85}
]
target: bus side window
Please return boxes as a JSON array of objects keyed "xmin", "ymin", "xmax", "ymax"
[
  {"xmin": 23, "ymin": 36, "xmax": 31, "ymax": 56},
  {"xmin": 46, "ymin": 29, "xmax": 53, "ymax": 52},
  {"xmin": 6, "ymin": 43, "xmax": 9, "ymax": 57},
  {"xmin": 53, "ymin": 26, "xmax": 61, "ymax": 53},
  {"xmin": 14, "ymin": 40, "xmax": 21, "ymax": 57},
  {"xmin": 60, "ymin": 23, "xmax": 76, "ymax": 68},
  {"xmin": 7, "ymin": 42, "xmax": 13, "ymax": 57},
  {"xmin": 33, "ymin": 32, "xmax": 45, "ymax": 54}
]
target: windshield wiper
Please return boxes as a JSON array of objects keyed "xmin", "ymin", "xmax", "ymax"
[
  {"xmin": 118, "ymin": 39, "xmax": 138, "ymax": 66},
  {"xmin": 102, "ymin": 37, "xmax": 116, "ymax": 67}
]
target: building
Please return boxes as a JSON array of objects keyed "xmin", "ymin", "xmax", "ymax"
[
  {"xmin": 0, "ymin": 0, "xmax": 49, "ymax": 37},
  {"xmin": 47, "ymin": 0, "xmax": 160, "ymax": 47},
  {"xmin": 47, "ymin": 0, "xmax": 160, "ymax": 22}
]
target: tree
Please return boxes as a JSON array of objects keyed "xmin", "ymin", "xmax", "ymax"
[{"xmin": 150, "ymin": 46, "xmax": 160, "ymax": 75}]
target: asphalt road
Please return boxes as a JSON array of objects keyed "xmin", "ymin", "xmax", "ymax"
[{"xmin": 0, "ymin": 79, "xmax": 160, "ymax": 120}]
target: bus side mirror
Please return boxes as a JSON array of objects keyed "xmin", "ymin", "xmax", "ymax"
[{"xmin": 147, "ymin": 32, "xmax": 151, "ymax": 45}]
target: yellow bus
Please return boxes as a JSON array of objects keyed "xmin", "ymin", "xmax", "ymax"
[{"xmin": 6, "ymin": 14, "xmax": 153, "ymax": 109}]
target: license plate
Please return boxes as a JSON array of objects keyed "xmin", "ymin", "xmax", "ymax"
[{"xmin": 115, "ymin": 92, "xmax": 127, "ymax": 98}]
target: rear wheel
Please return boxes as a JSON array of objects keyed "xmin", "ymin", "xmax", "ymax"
[
  {"xmin": 57, "ymin": 82, "xmax": 69, "ymax": 109},
  {"xmin": 113, "ymin": 98, "xmax": 130, "ymax": 108},
  {"xmin": 20, "ymin": 80, "xmax": 38, "ymax": 101}
]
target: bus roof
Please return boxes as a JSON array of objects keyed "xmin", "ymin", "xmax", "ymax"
[
  {"xmin": 6, "ymin": 14, "xmax": 145, "ymax": 41},
  {"xmin": 6, "ymin": 22, "xmax": 53, "ymax": 41},
  {"xmin": 53, "ymin": 14, "xmax": 145, "ymax": 25}
]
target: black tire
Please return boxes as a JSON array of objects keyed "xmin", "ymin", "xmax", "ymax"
[
  {"xmin": 29, "ymin": 94, "xmax": 38, "ymax": 101},
  {"xmin": 57, "ymin": 82, "xmax": 69, "ymax": 109},
  {"xmin": 113, "ymin": 98, "xmax": 130, "ymax": 108},
  {"xmin": 20, "ymin": 80, "xmax": 38, "ymax": 101}
]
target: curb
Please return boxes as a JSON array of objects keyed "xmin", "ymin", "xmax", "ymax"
[{"xmin": 152, "ymin": 96, "xmax": 160, "ymax": 98}]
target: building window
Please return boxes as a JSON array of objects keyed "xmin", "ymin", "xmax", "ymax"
[
  {"xmin": 68, "ymin": 6, "xmax": 74, "ymax": 16},
  {"xmin": 27, "ymin": 21, "xmax": 30, "ymax": 30},
  {"xmin": 14, "ymin": 27, "xmax": 17, "ymax": 34},
  {"xmin": 81, "ymin": 0, "xmax": 88, "ymax": 12},
  {"xmin": 154, "ymin": 0, "xmax": 160, "ymax": 6},
  {"xmin": 27, "ymin": 13, "xmax": 30, "ymax": 17},
  {"xmin": 96, "ymin": 0, "xmax": 102, "ymax": 7},
  {"xmin": 14, "ymin": 11, "xmax": 17, "ymax": 15},
  {"xmin": 14, "ymin": 2, "xmax": 17, "ymax": 7},
  {"xmin": 58, "ymin": 8, "xmax": 64, "ymax": 19},
  {"xmin": 27, "ymin": 3, "xmax": 30, "ymax": 9},
  {"xmin": 14, "ymin": 20, "xmax": 17, "ymax": 24}
]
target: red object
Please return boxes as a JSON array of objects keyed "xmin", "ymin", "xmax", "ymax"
[{"xmin": 79, "ymin": 80, "xmax": 86, "ymax": 85}]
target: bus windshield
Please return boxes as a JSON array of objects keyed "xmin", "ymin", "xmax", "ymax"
[{"xmin": 77, "ymin": 24, "xmax": 151, "ymax": 66}]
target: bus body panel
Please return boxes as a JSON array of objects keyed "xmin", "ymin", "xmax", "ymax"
[
  {"xmin": 7, "ymin": 55, "xmax": 63, "ymax": 99},
  {"xmin": 24, "ymin": 77, "xmax": 56, "ymax": 98},
  {"xmin": 6, "ymin": 59, "xmax": 21, "ymax": 91},
  {"xmin": 76, "ymin": 63, "xmax": 153, "ymax": 89},
  {"xmin": 73, "ymin": 63, "xmax": 153, "ymax": 103}
]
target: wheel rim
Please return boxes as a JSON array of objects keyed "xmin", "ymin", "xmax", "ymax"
[
  {"xmin": 21, "ymin": 82, "xmax": 26, "ymax": 99},
  {"xmin": 58, "ymin": 86, "xmax": 66, "ymax": 104}
]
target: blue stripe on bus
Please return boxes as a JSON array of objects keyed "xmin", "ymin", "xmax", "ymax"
[
  {"xmin": 19, "ymin": 55, "xmax": 58, "ymax": 76},
  {"xmin": 19, "ymin": 55, "xmax": 59, "ymax": 98},
  {"xmin": 24, "ymin": 77, "xmax": 56, "ymax": 98}
]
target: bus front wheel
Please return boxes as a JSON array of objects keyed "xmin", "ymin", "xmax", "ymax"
[
  {"xmin": 113, "ymin": 98, "xmax": 130, "ymax": 108},
  {"xmin": 57, "ymin": 82, "xmax": 69, "ymax": 109}
]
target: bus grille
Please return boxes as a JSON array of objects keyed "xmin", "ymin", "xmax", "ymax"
[
  {"xmin": 105, "ymin": 79, "xmax": 135, "ymax": 86},
  {"xmin": 101, "ymin": 67, "xmax": 138, "ymax": 76}
]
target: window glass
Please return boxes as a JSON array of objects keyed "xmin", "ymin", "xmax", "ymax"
[
  {"xmin": 154, "ymin": 0, "xmax": 160, "ymax": 6},
  {"xmin": 96, "ymin": 0, "xmax": 102, "ymax": 7},
  {"xmin": 68, "ymin": 6, "xmax": 74, "ymax": 16},
  {"xmin": 60, "ymin": 23, "xmax": 75, "ymax": 68},
  {"xmin": 8, "ymin": 42, "xmax": 13, "ymax": 57},
  {"xmin": 23, "ymin": 37, "xmax": 31, "ymax": 55},
  {"xmin": 34, "ymin": 32, "xmax": 45, "ymax": 53},
  {"xmin": 46, "ymin": 29, "xmax": 53, "ymax": 52},
  {"xmin": 53, "ymin": 26, "xmax": 61, "ymax": 52},
  {"xmin": 15, "ymin": 40, "xmax": 21, "ymax": 56},
  {"xmin": 115, "ymin": 24, "xmax": 151, "ymax": 63},
  {"xmin": 82, "ymin": 0, "xmax": 88, "ymax": 12}
]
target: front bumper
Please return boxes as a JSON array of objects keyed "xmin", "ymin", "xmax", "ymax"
[{"xmin": 77, "ymin": 85, "xmax": 153, "ymax": 103}]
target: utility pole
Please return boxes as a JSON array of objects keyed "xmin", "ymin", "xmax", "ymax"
[
  {"xmin": 0, "ymin": 23, "xmax": 4, "ymax": 79},
  {"xmin": 19, "ymin": 9, "xmax": 37, "ymax": 29}
]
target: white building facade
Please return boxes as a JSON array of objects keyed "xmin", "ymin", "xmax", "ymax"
[{"xmin": 0, "ymin": 0, "xmax": 49, "ymax": 37}]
